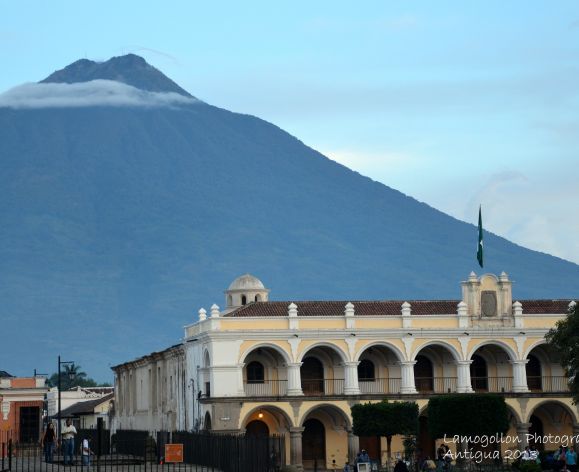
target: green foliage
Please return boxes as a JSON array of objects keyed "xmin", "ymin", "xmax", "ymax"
[
  {"xmin": 48, "ymin": 364, "xmax": 109, "ymax": 389},
  {"xmin": 517, "ymin": 460, "xmax": 542, "ymax": 472},
  {"xmin": 352, "ymin": 401, "xmax": 418, "ymax": 437},
  {"xmin": 546, "ymin": 302, "xmax": 579, "ymax": 403},
  {"xmin": 428, "ymin": 394, "xmax": 509, "ymax": 439}
]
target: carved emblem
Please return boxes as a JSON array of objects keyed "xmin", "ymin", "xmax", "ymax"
[{"xmin": 481, "ymin": 291, "xmax": 498, "ymax": 317}]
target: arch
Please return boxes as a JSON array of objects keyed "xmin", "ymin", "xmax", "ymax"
[
  {"xmin": 470, "ymin": 354, "xmax": 488, "ymax": 391},
  {"xmin": 204, "ymin": 411, "xmax": 212, "ymax": 431},
  {"xmin": 255, "ymin": 294, "xmax": 262, "ymax": 302},
  {"xmin": 355, "ymin": 341, "xmax": 405, "ymax": 362},
  {"xmin": 203, "ymin": 349, "xmax": 211, "ymax": 368},
  {"xmin": 299, "ymin": 403, "xmax": 352, "ymax": 429},
  {"xmin": 522, "ymin": 339, "xmax": 550, "ymax": 360},
  {"xmin": 468, "ymin": 340, "xmax": 518, "ymax": 362},
  {"xmin": 526, "ymin": 355, "xmax": 542, "ymax": 391},
  {"xmin": 358, "ymin": 359, "xmax": 375, "ymax": 381},
  {"xmin": 505, "ymin": 403, "xmax": 523, "ymax": 424},
  {"xmin": 246, "ymin": 420, "xmax": 270, "ymax": 438},
  {"xmin": 411, "ymin": 340, "xmax": 462, "ymax": 362},
  {"xmin": 303, "ymin": 418, "xmax": 326, "ymax": 465},
  {"xmin": 246, "ymin": 361, "xmax": 265, "ymax": 383},
  {"xmin": 239, "ymin": 342, "xmax": 292, "ymax": 364},
  {"xmin": 241, "ymin": 294, "xmax": 247, "ymax": 305},
  {"xmin": 415, "ymin": 355, "xmax": 434, "ymax": 392},
  {"xmin": 241, "ymin": 404, "xmax": 294, "ymax": 430},
  {"xmin": 297, "ymin": 342, "xmax": 349, "ymax": 363},
  {"xmin": 525, "ymin": 399, "xmax": 579, "ymax": 423},
  {"xmin": 301, "ymin": 357, "xmax": 324, "ymax": 395}
]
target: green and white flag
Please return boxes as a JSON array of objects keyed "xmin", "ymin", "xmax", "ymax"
[{"xmin": 477, "ymin": 205, "xmax": 484, "ymax": 268}]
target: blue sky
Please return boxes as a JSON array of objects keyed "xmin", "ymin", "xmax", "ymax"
[{"xmin": 1, "ymin": 1, "xmax": 578, "ymax": 263}]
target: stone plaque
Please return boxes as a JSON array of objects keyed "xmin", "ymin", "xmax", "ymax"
[{"xmin": 481, "ymin": 291, "xmax": 498, "ymax": 317}]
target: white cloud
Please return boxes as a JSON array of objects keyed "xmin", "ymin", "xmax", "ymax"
[{"xmin": 0, "ymin": 80, "xmax": 197, "ymax": 109}]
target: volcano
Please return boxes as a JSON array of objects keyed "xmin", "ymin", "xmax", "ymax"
[{"xmin": 1, "ymin": 55, "xmax": 577, "ymax": 380}]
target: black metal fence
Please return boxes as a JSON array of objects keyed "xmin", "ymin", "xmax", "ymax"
[{"xmin": 0, "ymin": 429, "xmax": 284, "ymax": 472}]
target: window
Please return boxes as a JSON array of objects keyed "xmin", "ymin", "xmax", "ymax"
[
  {"xmin": 255, "ymin": 294, "xmax": 261, "ymax": 302},
  {"xmin": 358, "ymin": 359, "xmax": 375, "ymax": 381},
  {"xmin": 247, "ymin": 361, "xmax": 265, "ymax": 383},
  {"xmin": 241, "ymin": 295, "xmax": 247, "ymax": 305}
]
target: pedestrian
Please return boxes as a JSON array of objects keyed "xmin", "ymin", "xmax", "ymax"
[
  {"xmin": 81, "ymin": 437, "xmax": 93, "ymax": 467},
  {"xmin": 566, "ymin": 447, "xmax": 577, "ymax": 472},
  {"xmin": 343, "ymin": 462, "xmax": 351, "ymax": 472},
  {"xmin": 359, "ymin": 449, "xmax": 370, "ymax": 463},
  {"xmin": 61, "ymin": 419, "xmax": 77, "ymax": 465},
  {"xmin": 395, "ymin": 459, "xmax": 409, "ymax": 472},
  {"xmin": 41, "ymin": 422, "xmax": 56, "ymax": 463}
]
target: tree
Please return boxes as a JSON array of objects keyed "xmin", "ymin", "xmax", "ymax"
[
  {"xmin": 546, "ymin": 301, "xmax": 579, "ymax": 403},
  {"xmin": 428, "ymin": 394, "xmax": 509, "ymax": 439},
  {"xmin": 352, "ymin": 401, "xmax": 418, "ymax": 461},
  {"xmin": 48, "ymin": 364, "xmax": 110, "ymax": 389}
]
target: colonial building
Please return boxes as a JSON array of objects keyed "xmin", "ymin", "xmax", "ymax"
[
  {"xmin": 113, "ymin": 273, "xmax": 578, "ymax": 470},
  {"xmin": 0, "ymin": 372, "xmax": 48, "ymax": 443}
]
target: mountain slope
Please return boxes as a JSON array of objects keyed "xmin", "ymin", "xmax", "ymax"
[{"xmin": 1, "ymin": 55, "xmax": 577, "ymax": 380}]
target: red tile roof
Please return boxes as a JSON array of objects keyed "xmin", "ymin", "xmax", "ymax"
[{"xmin": 223, "ymin": 299, "xmax": 573, "ymax": 317}]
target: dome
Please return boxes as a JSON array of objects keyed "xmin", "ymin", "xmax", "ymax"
[{"xmin": 227, "ymin": 273, "xmax": 266, "ymax": 291}]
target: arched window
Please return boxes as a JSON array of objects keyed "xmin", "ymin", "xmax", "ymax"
[
  {"xmin": 358, "ymin": 359, "xmax": 375, "ymax": 381},
  {"xmin": 204, "ymin": 412, "xmax": 212, "ymax": 431},
  {"xmin": 255, "ymin": 294, "xmax": 261, "ymax": 302},
  {"xmin": 247, "ymin": 361, "xmax": 265, "ymax": 383},
  {"xmin": 241, "ymin": 295, "xmax": 247, "ymax": 305},
  {"xmin": 526, "ymin": 355, "xmax": 542, "ymax": 390},
  {"xmin": 414, "ymin": 355, "xmax": 434, "ymax": 392},
  {"xmin": 470, "ymin": 355, "xmax": 488, "ymax": 391}
]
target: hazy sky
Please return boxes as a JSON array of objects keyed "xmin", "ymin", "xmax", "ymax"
[{"xmin": 1, "ymin": 1, "xmax": 578, "ymax": 264}]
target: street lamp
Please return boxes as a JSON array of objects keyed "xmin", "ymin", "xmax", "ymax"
[{"xmin": 57, "ymin": 356, "xmax": 75, "ymax": 439}]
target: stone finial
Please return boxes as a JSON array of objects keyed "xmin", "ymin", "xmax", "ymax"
[
  {"xmin": 288, "ymin": 303, "xmax": 298, "ymax": 317},
  {"xmin": 469, "ymin": 271, "xmax": 477, "ymax": 282},
  {"xmin": 210, "ymin": 304, "xmax": 220, "ymax": 318},
  {"xmin": 198, "ymin": 308, "xmax": 207, "ymax": 321},
  {"xmin": 499, "ymin": 271, "xmax": 509, "ymax": 282},
  {"xmin": 513, "ymin": 301, "xmax": 523, "ymax": 316},
  {"xmin": 569, "ymin": 301, "xmax": 577, "ymax": 310},
  {"xmin": 401, "ymin": 302, "xmax": 411, "ymax": 317},
  {"xmin": 345, "ymin": 302, "xmax": 355, "ymax": 317},
  {"xmin": 457, "ymin": 301, "xmax": 468, "ymax": 316}
]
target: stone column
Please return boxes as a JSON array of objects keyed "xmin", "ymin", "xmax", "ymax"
[
  {"xmin": 287, "ymin": 363, "xmax": 304, "ymax": 396},
  {"xmin": 456, "ymin": 360, "xmax": 474, "ymax": 393},
  {"xmin": 290, "ymin": 427, "xmax": 305, "ymax": 471},
  {"xmin": 516, "ymin": 423, "xmax": 532, "ymax": 450},
  {"xmin": 236, "ymin": 363, "xmax": 246, "ymax": 396},
  {"xmin": 343, "ymin": 361, "xmax": 361, "ymax": 395},
  {"xmin": 348, "ymin": 430, "xmax": 359, "ymax": 464},
  {"xmin": 511, "ymin": 360, "xmax": 530, "ymax": 393},
  {"xmin": 399, "ymin": 361, "xmax": 417, "ymax": 394}
]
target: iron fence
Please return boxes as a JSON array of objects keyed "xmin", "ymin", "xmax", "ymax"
[{"xmin": 0, "ymin": 429, "xmax": 284, "ymax": 472}]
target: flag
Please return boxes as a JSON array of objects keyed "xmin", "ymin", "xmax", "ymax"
[{"xmin": 477, "ymin": 205, "xmax": 484, "ymax": 268}]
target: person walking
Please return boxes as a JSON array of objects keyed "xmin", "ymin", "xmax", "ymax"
[
  {"xmin": 61, "ymin": 419, "xmax": 77, "ymax": 465},
  {"xmin": 81, "ymin": 437, "xmax": 93, "ymax": 467},
  {"xmin": 41, "ymin": 422, "xmax": 56, "ymax": 463},
  {"xmin": 566, "ymin": 447, "xmax": 577, "ymax": 472}
]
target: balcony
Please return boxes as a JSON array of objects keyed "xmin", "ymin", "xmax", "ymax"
[
  {"xmin": 301, "ymin": 378, "xmax": 344, "ymax": 396},
  {"xmin": 244, "ymin": 380, "xmax": 288, "ymax": 397},
  {"xmin": 528, "ymin": 376, "xmax": 569, "ymax": 392},
  {"xmin": 471, "ymin": 376, "xmax": 513, "ymax": 393},
  {"xmin": 359, "ymin": 378, "xmax": 402, "ymax": 394},
  {"xmin": 416, "ymin": 377, "xmax": 457, "ymax": 393}
]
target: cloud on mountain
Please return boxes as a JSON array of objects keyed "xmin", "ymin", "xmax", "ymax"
[{"xmin": 0, "ymin": 80, "xmax": 197, "ymax": 109}]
